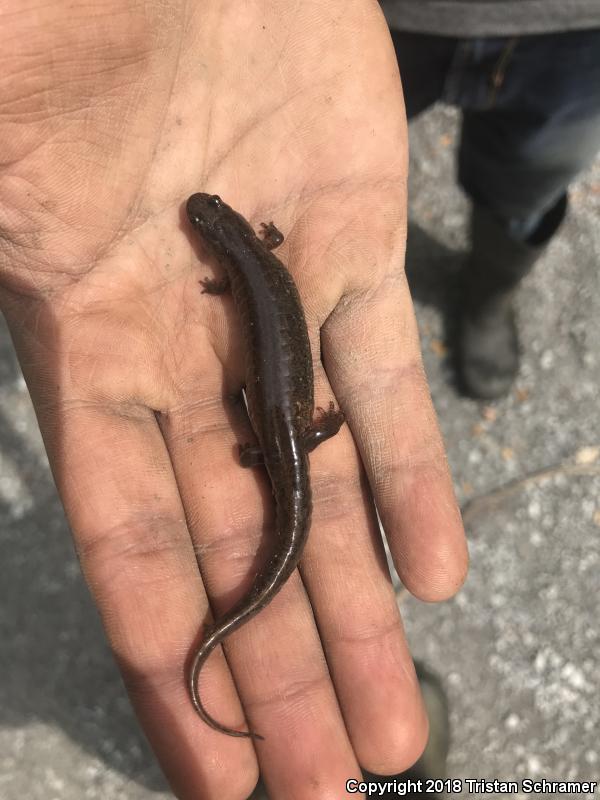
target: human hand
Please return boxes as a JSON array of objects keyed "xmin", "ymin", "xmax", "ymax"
[{"xmin": 0, "ymin": 1, "xmax": 467, "ymax": 797}]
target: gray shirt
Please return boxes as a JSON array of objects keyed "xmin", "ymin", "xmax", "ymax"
[{"xmin": 380, "ymin": 0, "xmax": 600, "ymax": 36}]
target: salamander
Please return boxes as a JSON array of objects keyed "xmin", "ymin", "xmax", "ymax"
[{"xmin": 186, "ymin": 193, "xmax": 345, "ymax": 740}]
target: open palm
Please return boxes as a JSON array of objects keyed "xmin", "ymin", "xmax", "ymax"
[{"xmin": 0, "ymin": 2, "xmax": 467, "ymax": 798}]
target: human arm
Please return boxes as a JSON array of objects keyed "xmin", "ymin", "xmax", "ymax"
[{"xmin": 0, "ymin": 1, "xmax": 467, "ymax": 797}]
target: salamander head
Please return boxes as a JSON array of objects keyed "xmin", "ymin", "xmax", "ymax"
[
  {"xmin": 187, "ymin": 193, "xmax": 237, "ymax": 258},
  {"xmin": 186, "ymin": 192, "xmax": 228, "ymax": 232},
  {"xmin": 187, "ymin": 193, "xmax": 241, "ymax": 257}
]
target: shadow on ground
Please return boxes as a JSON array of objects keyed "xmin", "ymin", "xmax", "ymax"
[{"xmin": 405, "ymin": 219, "xmax": 466, "ymax": 393}]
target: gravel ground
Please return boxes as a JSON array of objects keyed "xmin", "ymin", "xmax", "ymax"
[
  {"xmin": 400, "ymin": 106, "xmax": 600, "ymax": 799},
  {"xmin": 1, "ymin": 104, "xmax": 598, "ymax": 799}
]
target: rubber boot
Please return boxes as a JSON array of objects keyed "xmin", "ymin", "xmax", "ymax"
[{"xmin": 458, "ymin": 195, "xmax": 567, "ymax": 399}]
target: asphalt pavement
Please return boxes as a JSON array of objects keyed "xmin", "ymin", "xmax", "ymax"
[{"xmin": 1, "ymin": 104, "xmax": 598, "ymax": 799}]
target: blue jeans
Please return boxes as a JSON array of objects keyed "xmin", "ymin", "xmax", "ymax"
[{"xmin": 389, "ymin": 28, "xmax": 600, "ymax": 240}]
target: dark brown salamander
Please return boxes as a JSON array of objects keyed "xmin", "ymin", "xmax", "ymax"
[{"xmin": 186, "ymin": 193, "xmax": 345, "ymax": 740}]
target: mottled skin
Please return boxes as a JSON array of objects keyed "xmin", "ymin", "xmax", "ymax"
[{"xmin": 186, "ymin": 193, "xmax": 344, "ymax": 739}]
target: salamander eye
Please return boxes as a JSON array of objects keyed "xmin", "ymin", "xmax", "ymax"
[{"xmin": 208, "ymin": 195, "xmax": 222, "ymax": 208}]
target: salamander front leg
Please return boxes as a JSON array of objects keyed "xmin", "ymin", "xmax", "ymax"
[
  {"xmin": 259, "ymin": 222, "xmax": 284, "ymax": 250},
  {"xmin": 303, "ymin": 402, "xmax": 345, "ymax": 453}
]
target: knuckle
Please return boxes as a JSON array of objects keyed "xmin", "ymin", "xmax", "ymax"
[{"xmin": 76, "ymin": 512, "xmax": 191, "ymax": 590}]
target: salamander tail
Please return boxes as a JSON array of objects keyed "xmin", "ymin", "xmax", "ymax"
[{"xmin": 189, "ymin": 628, "xmax": 264, "ymax": 741}]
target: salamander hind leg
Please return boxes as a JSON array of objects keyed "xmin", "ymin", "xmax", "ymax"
[
  {"xmin": 259, "ymin": 221, "xmax": 284, "ymax": 250},
  {"xmin": 303, "ymin": 401, "xmax": 345, "ymax": 453},
  {"xmin": 239, "ymin": 442, "xmax": 264, "ymax": 467},
  {"xmin": 200, "ymin": 276, "xmax": 230, "ymax": 294}
]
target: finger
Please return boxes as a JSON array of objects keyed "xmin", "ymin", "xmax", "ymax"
[
  {"xmin": 298, "ymin": 370, "xmax": 429, "ymax": 774},
  {"xmin": 158, "ymin": 385, "xmax": 365, "ymax": 795},
  {"xmin": 40, "ymin": 399, "xmax": 259, "ymax": 800},
  {"xmin": 323, "ymin": 274, "xmax": 468, "ymax": 602}
]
